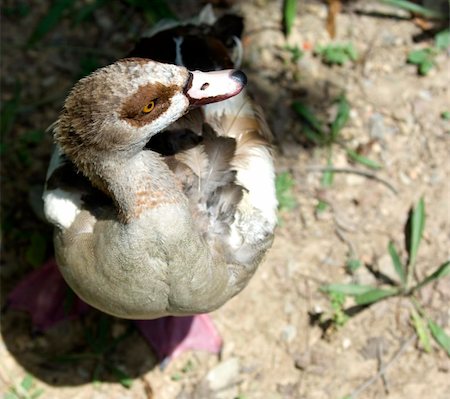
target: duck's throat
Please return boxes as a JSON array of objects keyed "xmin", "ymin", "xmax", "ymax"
[{"xmin": 92, "ymin": 152, "xmax": 185, "ymax": 223}]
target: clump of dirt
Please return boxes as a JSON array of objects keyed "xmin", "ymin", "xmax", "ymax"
[{"xmin": 1, "ymin": 1, "xmax": 449, "ymax": 398}]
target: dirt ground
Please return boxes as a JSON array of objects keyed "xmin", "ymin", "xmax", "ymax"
[{"xmin": 1, "ymin": 1, "xmax": 449, "ymax": 398}]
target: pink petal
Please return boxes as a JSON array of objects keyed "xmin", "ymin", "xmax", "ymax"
[
  {"xmin": 135, "ymin": 314, "xmax": 222, "ymax": 361},
  {"xmin": 7, "ymin": 259, "xmax": 90, "ymax": 330}
]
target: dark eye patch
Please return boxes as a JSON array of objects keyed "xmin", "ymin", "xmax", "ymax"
[{"xmin": 119, "ymin": 82, "xmax": 178, "ymax": 127}]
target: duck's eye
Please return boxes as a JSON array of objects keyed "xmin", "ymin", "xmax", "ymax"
[{"xmin": 142, "ymin": 101, "xmax": 155, "ymax": 113}]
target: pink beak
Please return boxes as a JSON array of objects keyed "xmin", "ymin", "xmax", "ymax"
[{"xmin": 184, "ymin": 69, "xmax": 247, "ymax": 107}]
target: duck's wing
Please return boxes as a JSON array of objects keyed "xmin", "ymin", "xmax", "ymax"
[
  {"xmin": 204, "ymin": 91, "xmax": 277, "ymax": 221},
  {"xmin": 164, "ymin": 123, "xmax": 241, "ymax": 241},
  {"xmin": 43, "ymin": 142, "xmax": 111, "ymax": 233}
]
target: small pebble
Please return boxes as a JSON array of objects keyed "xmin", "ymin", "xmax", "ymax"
[
  {"xmin": 206, "ymin": 357, "xmax": 240, "ymax": 391},
  {"xmin": 342, "ymin": 338, "xmax": 352, "ymax": 349},
  {"xmin": 281, "ymin": 324, "xmax": 297, "ymax": 343}
]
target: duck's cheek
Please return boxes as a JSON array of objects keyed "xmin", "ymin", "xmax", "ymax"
[{"xmin": 146, "ymin": 93, "xmax": 190, "ymax": 135}]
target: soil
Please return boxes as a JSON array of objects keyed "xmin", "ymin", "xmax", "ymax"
[{"xmin": 1, "ymin": 1, "xmax": 449, "ymax": 398}]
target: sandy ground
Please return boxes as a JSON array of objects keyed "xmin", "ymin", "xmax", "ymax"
[{"xmin": 1, "ymin": 1, "xmax": 449, "ymax": 398}]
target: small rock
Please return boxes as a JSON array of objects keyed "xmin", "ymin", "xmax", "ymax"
[
  {"xmin": 206, "ymin": 357, "xmax": 240, "ymax": 391},
  {"xmin": 381, "ymin": 32, "xmax": 399, "ymax": 46},
  {"xmin": 350, "ymin": 109, "xmax": 363, "ymax": 128},
  {"xmin": 369, "ymin": 113, "xmax": 387, "ymax": 140},
  {"xmin": 418, "ymin": 90, "xmax": 432, "ymax": 101},
  {"xmin": 312, "ymin": 304, "xmax": 324, "ymax": 314},
  {"xmin": 284, "ymin": 301, "xmax": 295, "ymax": 315},
  {"xmin": 281, "ymin": 324, "xmax": 297, "ymax": 343},
  {"xmin": 355, "ymin": 266, "xmax": 377, "ymax": 287},
  {"xmin": 399, "ymin": 171, "xmax": 411, "ymax": 185},
  {"xmin": 294, "ymin": 351, "xmax": 311, "ymax": 370},
  {"xmin": 360, "ymin": 336, "xmax": 389, "ymax": 360},
  {"xmin": 342, "ymin": 337, "xmax": 352, "ymax": 349}
]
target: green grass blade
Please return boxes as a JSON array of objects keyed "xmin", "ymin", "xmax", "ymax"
[
  {"xmin": 28, "ymin": 0, "xmax": 76, "ymax": 46},
  {"xmin": 275, "ymin": 172, "xmax": 296, "ymax": 211},
  {"xmin": 354, "ymin": 287, "xmax": 398, "ymax": 305},
  {"xmin": 20, "ymin": 374, "xmax": 34, "ymax": 391},
  {"xmin": 346, "ymin": 44, "xmax": 358, "ymax": 61},
  {"xmin": 346, "ymin": 148, "xmax": 382, "ymax": 169},
  {"xmin": 321, "ymin": 283, "xmax": 376, "ymax": 296},
  {"xmin": 285, "ymin": 44, "xmax": 304, "ymax": 63},
  {"xmin": 317, "ymin": 155, "xmax": 333, "ymax": 213},
  {"xmin": 388, "ymin": 241, "xmax": 406, "ymax": 286},
  {"xmin": 331, "ymin": 95, "xmax": 350, "ymax": 140},
  {"xmin": 380, "ymin": 0, "xmax": 445, "ymax": 19},
  {"xmin": 406, "ymin": 197, "xmax": 425, "ymax": 280},
  {"xmin": 315, "ymin": 44, "xmax": 358, "ymax": 65},
  {"xmin": 346, "ymin": 258, "xmax": 362, "ymax": 273},
  {"xmin": 321, "ymin": 169, "xmax": 334, "ymax": 186},
  {"xmin": 411, "ymin": 308, "xmax": 432, "ymax": 353},
  {"xmin": 322, "ymin": 155, "xmax": 334, "ymax": 187},
  {"xmin": 30, "ymin": 388, "xmax": 45, "ymax": 399},
  {"xmin": 110, "ymin": 366, "xmax": 133, "ymax": 388},
  {"xmin": 292, "ymin": 101, "xmax": 325, "ymax": 137},
  {"xmin": 302, "ymin": 125, "xmax": 324, "ymax": 145},
  {"xmin": 407, "ymin": 49, "xmax": 430, "ymax": 64},
  {"xmin": 329, "ymin": 292, "xmax": 349, "ymax": 326},
  {"xmin": 413, "ymin": 261, "xmax": 450, "ymax": 292},
  {"xmin": 435, "ymin": 30, "xmax": 450, "ymax": 50},
  {"xmin": 419, "ymin": 59, "xmax": 434, "ymax": 75},
  {"xmin": 441, "ymin": 111, "xmax": 450, "ymax": 120},
  {"xmin": 428, "ymin": 320, "xmax": 450, "ymax": 356},
  {"xmin": 283, "ymin": 0, "xmax": 297, "ymax": 37},
  {"xmin": 316, "ymin": 200, "xmax": 328, "ymax": 212}
]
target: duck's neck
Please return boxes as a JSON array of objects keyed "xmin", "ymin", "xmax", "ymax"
[{"xmin": 92, "ymin": 151, "xmax": 185, "ymax": 222}]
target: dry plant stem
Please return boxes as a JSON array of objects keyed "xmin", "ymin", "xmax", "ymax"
[
  {"xmin": 359, "ymin": 33, "xmax": 379, "ymax": 78},
  {"xmin": 305, "ymin": 166, "xmax": 398, "ymax": 195},
  {"xmin": 326, "ymin": 0, "xmax": 342, "ymax": 38},
  {"xmin": 140, "ymin": 376, "xmax": 154, "ymax": 399},
  {"xmin": 377, "ymin": 340, "xmax": 390, "ymax": 394},
  {"xmin": 349, "ymin": 334, "xmax": 415, "ymax": 398},
  {"xmin": 331, "ymin": 203, "xmax": 358, "ymax": 256},
  {"xmin": 334, "ymin": 223, "xmax": 357, "ymax": 258},
  {"xmin": 297, "ymin": 271, "xmax": 327, "ymax": 286}
]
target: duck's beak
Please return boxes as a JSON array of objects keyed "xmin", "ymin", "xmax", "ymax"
[{"xmin": 184, "ymin": 69, "xmax": 247, "ymax": 107}]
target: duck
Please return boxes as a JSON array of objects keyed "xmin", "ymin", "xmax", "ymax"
[
  {"xmin": 41, "ymin": 58, "xmax": 276, "ymax": 320},
  {"xmin": 8, "ymin": 6, "xmax": 277, "ymax": 360}
]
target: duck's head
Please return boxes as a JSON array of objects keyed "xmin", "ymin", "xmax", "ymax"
[{"xmin": 55, "ymin": 58, "xmax": 246, "ymax": 173}]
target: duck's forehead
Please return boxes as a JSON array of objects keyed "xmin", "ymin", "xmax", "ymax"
[{"xmin": 116, "ymin": 59, "xmax": 189, "ymax": 88}]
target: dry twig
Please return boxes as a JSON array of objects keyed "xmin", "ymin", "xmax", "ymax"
[
  {"xmin": 327, "ymin": 0, "xmax": 342, "ymax": 38},
  {"xmin": 306, "ymin": 166, "xmax": 398, "ymax": 195},
  {"xmin": 349, "ymin": 334, "xmax": 416, "ymax": 398}
]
